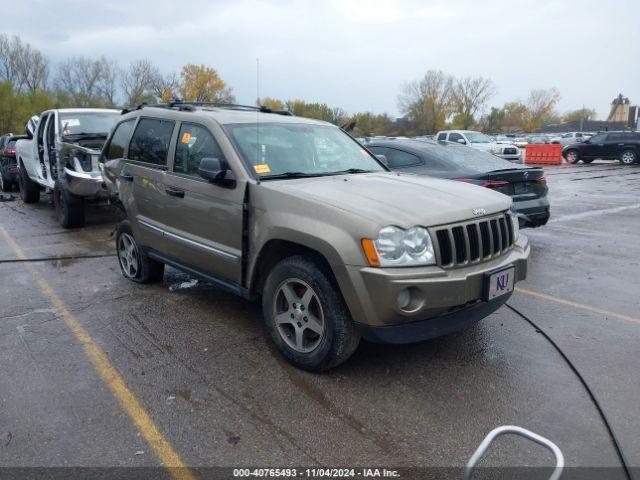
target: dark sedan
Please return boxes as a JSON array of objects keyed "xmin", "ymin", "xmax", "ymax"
[
  {"xmin": 0, "ymin": 133, "xmax": 25, "ymax": 192},
  {"xmin": 367, "ymin": 139, "xmax": 550, "ymax": 227},
  {"xmin": 562, "ymin": 131, "xmax": 640, "ymax": 165}
]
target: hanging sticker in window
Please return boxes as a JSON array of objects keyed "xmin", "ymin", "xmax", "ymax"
[
  {"xmin": 64, "ymin": 119, "xmax": 81, "ymax": 127},
  {"xmin": 253, "ymin": 164, "xmax": 271, "ymax": 174},
  {"xmin": 181, "ymin": 132, "xmax": 191, "ymax": 144}
]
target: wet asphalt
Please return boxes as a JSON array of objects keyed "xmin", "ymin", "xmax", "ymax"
[{"xmin": 0, "ymin": 160, "xmax": 638, "ymax": 476}]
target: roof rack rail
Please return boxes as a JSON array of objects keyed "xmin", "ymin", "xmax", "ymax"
[{"xmin": 122, "ymin": 101, "xmax": 293, "ymax": 116}]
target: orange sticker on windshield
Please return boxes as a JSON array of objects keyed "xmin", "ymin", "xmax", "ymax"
[
  {"xmin": 181, "ymin": 132, "xmax": 191, "ymax": 143},
  {"xmin": 253, "ymin": 164, "xmax": 271, "ymax": 174}
]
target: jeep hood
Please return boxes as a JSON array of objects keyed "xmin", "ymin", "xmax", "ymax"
[{"xmin": 264, "ymin": 172, "xmax": 511, "ymax": 228}]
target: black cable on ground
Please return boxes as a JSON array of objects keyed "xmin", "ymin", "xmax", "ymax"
[
  {"xmin": 0, "ymin": 253, "xmax": 115, "ymax": 264},
  {"xmin": 506, "ymin": 303, "xmax": 634, "ymax": 480}
]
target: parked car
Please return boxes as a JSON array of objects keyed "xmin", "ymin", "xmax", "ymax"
[
  {"xmin": 436, "ymin": 130, "xmax": 520, "ymax": 162},
  {"xmin": 525, "ymin": 135, "xmax": 551, "ymax": 144},
  {"xmin": 370, "ymin": 139, "xmax": 550, "ymax": 227},
  {"xmin": 0, "ymin": 133, "xmax": 26, "ymax": 191},
  {"xmin": 15, "ymin": 108, "xmax": 120, "ymax": 227},
  {"xmin": 563, "ymin": 131, "xmax": 640, "ymax": 164},
  {"xmin": 549, "ymin": 131, "xmax": 592, "ymax": 145},
  {"xmin": 101, "ymin": 103, "xmax": 529, "ymax": 371}
]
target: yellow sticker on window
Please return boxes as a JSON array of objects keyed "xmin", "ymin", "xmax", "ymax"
[
  {"xmin": 253, "ymin": 164, "xmax": 271, "ymax": 174},
  {"xmin": 181, "ymin": 132, "xmax": 191, "ymax": 144}
]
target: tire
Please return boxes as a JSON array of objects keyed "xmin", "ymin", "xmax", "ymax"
[
  {"xmin": 0, "ymin": 171, "xmax": 10, "ymax": 192},
  {"xmin": 53, "ymin": 179, "xmax": 85, "ymax": 229},
  {"xmin": 620, "ymin": 150, "xmax": 637, "ymax": 165},
  {"xmin": 262, "ymin": 255, "xmax": 360, "ymax": 372},
  {"xmin": 18, "ymin": 162, "xmax": 40, "ymax": 203},
  {"xmin": 564, "ymin": 149, "xmax": 579, "ymax": 164},
  {"xmin": 116, "ymin": 220, "xmax": 164, "ymax": 284}
]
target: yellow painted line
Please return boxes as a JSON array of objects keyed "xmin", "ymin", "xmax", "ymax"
[
  {"xmin": 0, "ymin": 226, "xmax": 196, "ymax": 480},
  {"xmin": 516, "ymin": 287, "xmax": 640, "ymax": 326}
]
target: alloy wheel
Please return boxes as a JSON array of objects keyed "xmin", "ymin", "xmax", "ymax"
[
  {"xmin": 565, "ymin": 151, "xmax": 577, "ymax": 163},
  {"xmin": 621, "ymin": 151, "xmax": 636, "ymax": 165},
  {"xmin": 118, "ymin": 233, "xmax": 140, "ymax": 279},
  {"xmin": 273, "ymin": 278, "xmax": 325, "ymax": 353}
]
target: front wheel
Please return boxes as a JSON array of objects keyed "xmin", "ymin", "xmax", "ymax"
[
  {"xmin": 620, "ymin": 150, "xmax": 637, "ymax": 165},
  {"xmin": 116, "ymin": 220, "xmax": 164, "ymax": 284},
  {"xmin": 564, "ymin": 149, "xmax": 579, "ymax": 164},
  {"xmin": 262, "ymin": 255, "xmax": 360, "ymax": 372},
  {"xmin": 18, "ymin": 163, "xmax": 40, "ymax": 203},
  {"xmin": 53, "ymin": 179, "xmax": 85, "ymax": 228}
]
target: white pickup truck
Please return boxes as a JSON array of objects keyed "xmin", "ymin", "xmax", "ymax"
[{"xmin": 15, "ymin": 108, "xmax": 120, "ymax": 228}]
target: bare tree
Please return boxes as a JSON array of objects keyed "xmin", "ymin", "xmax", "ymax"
[
  {"xmin": 97, "ymin": 57, "xmax": 119, "ymax": 106},
  {"xmin": 55, "ymin": 56, "xmax": 118, "ymax": 106},
  {"xmin": 122, "ymin": 59, "xmax": 155, "ymax": 106},
  {"xmin": 525, "ymin": 88, "xmax": 560, "ymax": 130},
  {"xmin": 150, "ymin": 69, "xmax": 179, "ymax": 103},
  {"xmin": 0, "ymin": 35, "xmax": 49, "ymax": 93},
  {"xmin": 398, "ymin": 70, "xmax": 453, "ymax": 134},
  {"xmin": 450, "ymin": 76, "xmax": 496, "ymax": 129}
]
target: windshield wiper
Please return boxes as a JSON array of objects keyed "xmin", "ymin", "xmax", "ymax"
[
  {"xmin": 260, "ymin": 171, "xmax": 328, "ymax": 180},
  {"xmin": 326, "ymin": 168, "xmax": 375, "ymax": 175}
]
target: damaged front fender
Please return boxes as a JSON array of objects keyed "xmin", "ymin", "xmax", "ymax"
[{"xmin": 60, "ymin": 142, "xmax": 109, "ymax": 198}]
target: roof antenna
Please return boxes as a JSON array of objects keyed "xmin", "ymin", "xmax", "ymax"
[{"xmin": 256, "ymin": 57, "xmax": 261, "ymax": 184}]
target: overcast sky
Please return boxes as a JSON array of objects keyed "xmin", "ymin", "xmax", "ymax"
[{"xmin": 4, "ymin": 0, "xmax": 639, "ymax": 119}]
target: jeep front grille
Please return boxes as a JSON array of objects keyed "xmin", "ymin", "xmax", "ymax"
[
  {"xmin": 431, "ymin": 212, "xmax": 515, "ymax": 268},
  {"xmin": 503, "ymin": 147, "xmax": 518, "ymax": 155}
]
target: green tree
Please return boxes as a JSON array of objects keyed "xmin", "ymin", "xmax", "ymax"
[
  {"xmin": 562, "ymin": 108, "xmax": 597, "ymax": 123},
  {"xmin": 257, "ymin": 97, "xmax": 285, "ymax": 111}
]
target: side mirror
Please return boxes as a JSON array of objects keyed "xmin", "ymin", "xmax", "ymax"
[
  {"xmin": 198, "ymin": 157, "xmax": 235, "ymax": 187},
  {"xmin": 375, "ymin": 154, "xmax": 388, "ymax": 166},
  {"xmin": 457, "ymin": 138, "xmax": 467, "ymax": 145}
]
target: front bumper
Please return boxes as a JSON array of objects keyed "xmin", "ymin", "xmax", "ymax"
[
  {"xmin": 64, "ymin": 167, "xmax": 110, "ymax": 198},
  {"xmin": 342, "ymin": 235, "xmax": 529, "ymax": 341}
]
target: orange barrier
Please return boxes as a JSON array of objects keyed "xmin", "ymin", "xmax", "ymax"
[{"xmin": 524, "ymin": 144, "xmax": 563, "ymax": 165}]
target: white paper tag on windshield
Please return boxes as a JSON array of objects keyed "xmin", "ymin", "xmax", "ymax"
[{"xmin": 64, "ymin": 119, "xmax": 81, "ymax": 127}]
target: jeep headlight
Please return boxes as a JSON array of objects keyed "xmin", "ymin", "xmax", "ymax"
[
  {"xmin": 491, "ymin": 146, "xmax": 502, "ymax": 155},
  {"xmin": 509, "ymin": 209, "xmax": 520, "ymax": 242},
  {"xmin": 363, "ymin": 226, "xmax": 436, "ymax": 267}
]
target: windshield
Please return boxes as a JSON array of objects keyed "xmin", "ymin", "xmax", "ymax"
[
  {"xmin": 464, "ymin": 132, "xmax": 493, "ymax": 143},
  {"xmin": 60, "ymin": 112, "xmax": 119, "ymax": 136},
  {"xmin": 225, "ymin": 123, "xmax": 385, "ymax": 178}
]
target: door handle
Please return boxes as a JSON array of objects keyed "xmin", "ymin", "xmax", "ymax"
[
  {"xmin": 166, "ymin": 186, "xmax": 185, "ymax": 198},
  {"xmin": 618, "ymin": 143, "xmax": 624, "ymax": 146},
  {"xmin": 120, "ymin": 173, "xmax": 134, "ymax": 182}
]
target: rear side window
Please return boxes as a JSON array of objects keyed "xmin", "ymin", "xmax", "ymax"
[
  {"xmin": 384, "ymin": 148, "xmax": 422, "ymax": 168},
  {"xmin": 437, "ymin": 133, "xmax": 447, "ymax": 141},
  {"xmin": 607, "ymin": 133, "xmax": 624, "ymax": 141},
  {"xmin": 589, "ymin": 133, "xmax": 607, "ymax": 143},
  {"xmin": 448, "ymin": 133, "xmax": 463, "ymax": 143},
  {"xmin": 105, "ymin": 119, "xmax": 135, "ymax": 160},
  {"xmin": 174, "ymin": 123, "xmax": 225, "ymax": 176},
  {"xmin": 127, "ymin": 118, "xmax": 175, "ymax": 166},
  {"xmin": 625, "ymin": 132, "xmax": 640, "ymax": 140}
]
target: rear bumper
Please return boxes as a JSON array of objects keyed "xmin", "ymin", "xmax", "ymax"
[
  {"xmin": 513, "ymin": 197, "xmax": 550, "ymax": 227},
  {"xmin": 356, "ymin": 292, "xmax": 511, "ymax": 344}
]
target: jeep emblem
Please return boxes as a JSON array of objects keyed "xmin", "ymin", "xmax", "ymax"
[{"xmin": 473, "ymin": 208, "xmax": 487, "ymax": 216}]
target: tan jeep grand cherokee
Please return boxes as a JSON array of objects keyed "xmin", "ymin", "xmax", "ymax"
[{"xmin": 101, "ymin": 102, "xmax": 529, "ymax": 371}]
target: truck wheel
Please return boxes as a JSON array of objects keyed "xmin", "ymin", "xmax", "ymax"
[
  {"xmin": 620, "ymin": 150, "xmax": 637, "ymax": 165},
  {"xmin": 116, "ymin": 220, "xmax": 164, "ymax": 284},
  {"xmin": 262, "ymin": 255, "xmax": 360, "ymax": 372},
  {"xmin": 53, "ymin": 180, "xmax": 85, "ymax": 229},
  {"xmin": 18, "ymin": 162, "xmax": 40, "ymax": 203}
]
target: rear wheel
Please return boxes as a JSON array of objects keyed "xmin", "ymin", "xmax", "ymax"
[
  {"xmin": 53, "ymin": 179, "xmax": 85, "ymax": 228},
  {"xmin": 0, "ymin": 171, "xmax": 11, "ymax": 192},
  {"xmin": 116, "ymin": 220, "xmax": 164, "ymax": 284},
  {"xmin": 564, "ymin": 149, "xmax": 579, "ymax": 164},
  {"xmin": 262, "ymin": 255, "xmax": 360, "ymax": 372},
  {"xmin": 18, "ymin": 162, "xmax": 40, "ymax": 203},
  {"xmin": 620, "ymin": 150, "xmax": 637, "ymax": 165}
]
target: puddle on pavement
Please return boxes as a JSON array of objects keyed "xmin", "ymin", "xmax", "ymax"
[
  {"xmin": 51, "ymin": 257, "xmax": 80, "ymax": 268},
  {"xmin": 168, "ymin": 278, "xmax": 199, "ymax": 292}
]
